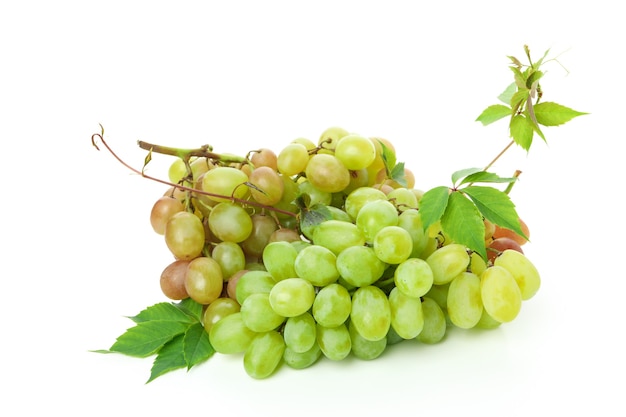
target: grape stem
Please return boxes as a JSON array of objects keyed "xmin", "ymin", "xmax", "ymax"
[
  {"xmin": 136, "ymin": 140, "xmax": 251, "ymax": 166},
  {"xmin": 91, "ymin": 126, "xmax": 298, "ymax": 218}
]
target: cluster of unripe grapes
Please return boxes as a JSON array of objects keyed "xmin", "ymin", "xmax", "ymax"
[{"xmin": 148, "ymin": 126, "xmax": 540, "ymax": 379}]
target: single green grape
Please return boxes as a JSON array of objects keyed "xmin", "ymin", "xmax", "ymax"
[
  {"xmin": 316, "ymin": 323, "xmax": 352, "ymax": 361},
  {"xmin": 293, "ymin": 244, "xmax": 340, "ymax": 287},
  {"xmin": 312, "ymin": 283, "xmax": 352, "ymax": 328},
  {"xmin": 262, "ymin": 241, "xmax": 298, "ymax": 281},
  {"xmin": 447, "ymin": 272, "xmax": 483, "ymax": 329},
  {"xmin": 312, "ymin": 220, "xmax": 366, "ymax": 255},
  {"xmin": 389, "ymin": 287, "xmax": 424, "ymax": 339},
  {"xmin": 234, "ymin": 270, "xmax": 275, "ymax": 305},
  {"xmin": 494, "ymin": 249, "xmax": 541, "ymax": 300},
  {"xmin": 394, "ymin": 257, "xmax": 434, "ymax": 298},
  {"xmin": 211, "ymin": 241, "xmax": 246, "ymax": 281},
  {"xmin": 426, "ymin": 243, "xmax": 470, "ymax": 285},
  {"xmin": 269, "ymin": 277, "xmax": 315, "ymax": 317},
  {"xmin": 350, "ymin": 286, "xmax": 391, "ymax": 342},
  {"xmin": 202, "ymin": 166, "xmax": 249, "ymax": 203},
  {"xmin": 334, "ymin": 133, "xmax": 376, "ymax": 170},
  {"xmin": 336, "ymin": 245, "xmax": 386, "ymax": 287},
  {"xmin": 480, "ymin": 265, "xmax": 522, "ymax": 323},
  {"xmin": 208, "ymin": 202, "xmax": 253, "ymax": 243},
  {"xmin": 283, "ymin": 312, "xmax": 317, "ymax": 353},
  {"xmin": 243, "ymin": 330, "xmax": 285, "ymax": 379},
  {"xmin": 209, "ymin": 312, "xmax": 257, "ymax": 354},
  {"xmin": 283, "ymin": 343, "xmax": 322, "ymax": 370},
  {"xmin": 203, "ymin": 297, "xmax": 240, "ymax": 333},
  {"xmin": 305, "ymin": 154, "xmax": 350, "ymax": 194},
  {"xmin": 417, "ymin": 297, "xmax": 447, "ymax": 344},
  {"xmin": 372, "ymin": 225, "xmax": 413, "ymax": 264},
  {"xmin": 348, "ymin": 320, "xmax": 388, "ymax": 360},
  {"xmin": 355, "ymin": 199, "xmax": 399, "ymax": 243},
  {"xmin": 240, "ymin": 292, "xmax": 286, "ymax": 332}
]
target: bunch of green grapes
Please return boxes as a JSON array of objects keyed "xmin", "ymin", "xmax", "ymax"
[{"xmin": 148, "ymin": 126, "xmax": 540, "ymax": 379}]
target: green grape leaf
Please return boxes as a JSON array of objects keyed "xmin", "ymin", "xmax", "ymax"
[
  {"xmin": 440, "ymin": 191, "xmax": 487, "ymax": 260},
  {"xmin": 533, "ymin": 101, "xmax": 588, "ymax": 126},
  {"xmin": 458, "ymin": 171, "xmax": 518, "ymax": 187},
  {"xmin": 183, "ymin": 322, "xmax": 215, "ymax": 370},
  {"xmin": 390, "ymin": 162, "xmax": 407, "ymax": 187},
  {"xmin": 510, "ymin": 66, "xmax": 527, "ymax": 89},
  {"xmin": 378, "ymin": 139, "xmax": 397, "ymax": 170},
  {"xmin": 147, "ymin": 334, "xmax": 187, "ymax": 383},
  {"xmin": 462, "ymin": 185, "xmax": 527, "ymax": 240},
  {"xmin": 108, "ymin": 320, "xmax": 189, "ymax": 358},
  {"xmin": 128, "ymin": 302, "xmax": 198, "ymax": 324},
  {"xmin": 497, "ymin": 82, "xmax": 517, "ymax": 104},
  {"xmin": 418, "ymin": 186, "xmax": 450, "ymax": 231},
  {"xmin": 451, "ymin": 167, "xmax": 483, "ymax": 186},
  {"xmin": 510, "ymin": 89, "xmax": 530, "ymax": 115},
  {"xmin": 176, "ymin": 298, "xmax": 204, "ymax": 322},
  {"xmin": 475, "ymin": 104, "xmax": 511, "ymax": 126},
  {"xmin": 509, "ymin": 114, "xmax": 534, "ymax": 151},
  {"xmin": 299, "ymin": 203, "xmax": 332, "ymax": 232}
]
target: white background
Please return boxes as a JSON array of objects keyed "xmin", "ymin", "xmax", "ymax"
[{"xmin": 1, "ymin": 1, "xmax": 623, "ymax": 416}]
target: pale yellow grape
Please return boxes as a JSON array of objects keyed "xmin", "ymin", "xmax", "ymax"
[
  {"xmin": 447, "ymin": 272, "xmax": 483, "ymax": 329},
  {"xmin": 417, "ymin": 297, "xmax": 447, "ymax": 344},
  {"xmin": 389, "ymin": 287, "xmax": 424, "ymax": 339},
  {"xmin": 277, "ymin": 143, "xmax": 309, "ymax": 176},
  {"xmin": 184, "ymin": 256, "xmax": 224, "ymax": 305},
  {"xmin": 494, "ymin": 249, "xmax": 541, "ymax": 300},
  {"xmin": 305, "ymin": 154, "xmax": 350, "ymax": 193},
  {"xmin": 201, "ymin": 166, "xmax": 249, "ymax": 203},
  {"xmin": 243, "ymin": 330, "xmax": 285, "ymax": 379},
  {"xmin": 480, "ymin": 265, "xmax": 522, "ymax": 323},
  {"xmin": 334, "ymin": 134, "xmax": 376, "ymax": 170},
  {"xmin": 350, "ymin": 286, "xmax": 391, "ymax": 342},
  {"xmin": 394, "ymin": 257, "xmax": 434, "ymax": 298},
  {"xmin": 426, "ymin": 243, "xmax": 470, "ymax": 285},
  {"xmin": 164, "ymin": 211, "xmax": 205, "ymax": 260},
  {"xmin": 344, "ymin": 186, "xmax": 387, "ymax": 220},
  {"xmin": 202, "ymin": 297, "xmax": 240, "ymax": 332}
]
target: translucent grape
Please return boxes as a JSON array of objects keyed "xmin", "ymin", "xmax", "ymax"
[
  {"xmin": 208, "ymin": 202, "xmax": 253, "ymax": 243},
  {"xmin": 350, "ymin": 286, "xmax": 391, "ymax": 341},
  {"xmin": 372, "ymin": 225, "xmax": 413, "ymax": 264},
  {"xmin": 277, "ymin": 143, "xmax": 309, "ymax": 176},
  {"xmin": 397, "ymin": 208, "xmax": 430, "ymax": 258},
  {"xmin": 202, "ymin": 297, "xmax": 240, "ymax": 332},
  {"xmin": 201, "ymin": 166, "xmax": 249, "ymax": 203},
  {"xmin": 334, "ymin": 133, "xmax": 376, "ymax": 170},
  {"xmin": 234, "ymin": 270, "xmax": 276, "ymax": 305},
  {"xmin": 494, "ymin": 249, "xmax": 541, "ymax": 300},
  {"xmin": 305, "ymin": 154, "xmax": 350, "ymax": 193},
  {"xmin": 312, "ymin": 220, "xmax": 366, "ymax": 255},
  {"xmin": 243, "ymin": 330, "xmax": 285, "ymax": 379},
  {"xmin": 164, "ymin": 211, "xmax": 205, "ymax": 260},
  {"xmin": 248, "ymin": 166, "xmax": 284, "ymax": 205},
  {"xmin": 344, "ymin": 186, "xmax": 387, "ymax": 220},
  {"xmin": 269, "ymin": 277, "xmax": 315, "ymax": 317},
  {"xmin": 209, "ymin": 312, "xmax": 257, "ymax": 354},
  {"xmin": 262, "ymin": 241, "xmax": 298, "ymax": 281},
  {"xmin": 417, "ymin": 297, "xmax": 446, "ymax": 344},
  {"xmin": 159, "ymin": 259, "xmax": 190, "ymax": 300},
  {"xmin": 312, "ymin": 283, "xmax": 352, "ymax": 328},
  {"xmin": 356, "ymin": 199, "xmax": 399, "ymax": 243},
  {"xmin": 348, "ymin": 320, "xmax": 387, "ymax": 360},
  {"xmin": 426, "ymin": 243, "xmax": 470, "ymax": 285},
  {"xmin": 211, "ymin": 241, "xmax": 246, "ymax": 281},
  {"xmin": 316, "ymin": 323, "xmax": 351, "ymax": 361},
  {"xmin": 336, "ymin": 245, "xmax": 385, "ymax": 287},
  {"xmin": 393, "ymin": 257, "xmax": 434, "ymax": 298},
  {"xmin": 294, "ymin": 244, "xmax": 340, "ymax": 287},
  {"xmin": 150, "ymin": 196, "xmax": 184, "ymax": 235},
  {"xmin": 240, "ymin": 293, "xmax": 286, "ymax": 332},
  {"xmin": 184, "ymin": 256, "xmax": 224, "ymax": 305},
  {"xmin": 283, "ymin": 343, "xmax": 322, "ymax": 370},
  {"xmin": 480, "ymin": 265, "xmax": 522, "ymax": 323},
  {"xmin": 447, "ymin": 272, "xmax": 482, "ymax": 329},
  {"xmin": 389, "ymin": 287, "xmax": 424, "ymax": 339},
  {"xmin": 283, "ymin": 312, "xmax": 317, "ymax": 353}
]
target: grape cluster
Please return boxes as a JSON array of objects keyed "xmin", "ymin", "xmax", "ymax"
[{"xmin": 149, "ymin": 126, "xmax": 540, "ymax": 379}]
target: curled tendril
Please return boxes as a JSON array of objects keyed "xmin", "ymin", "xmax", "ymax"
[{"xmin": 91, "ymin": 126, "xmax": 298, "ymax": 218}]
